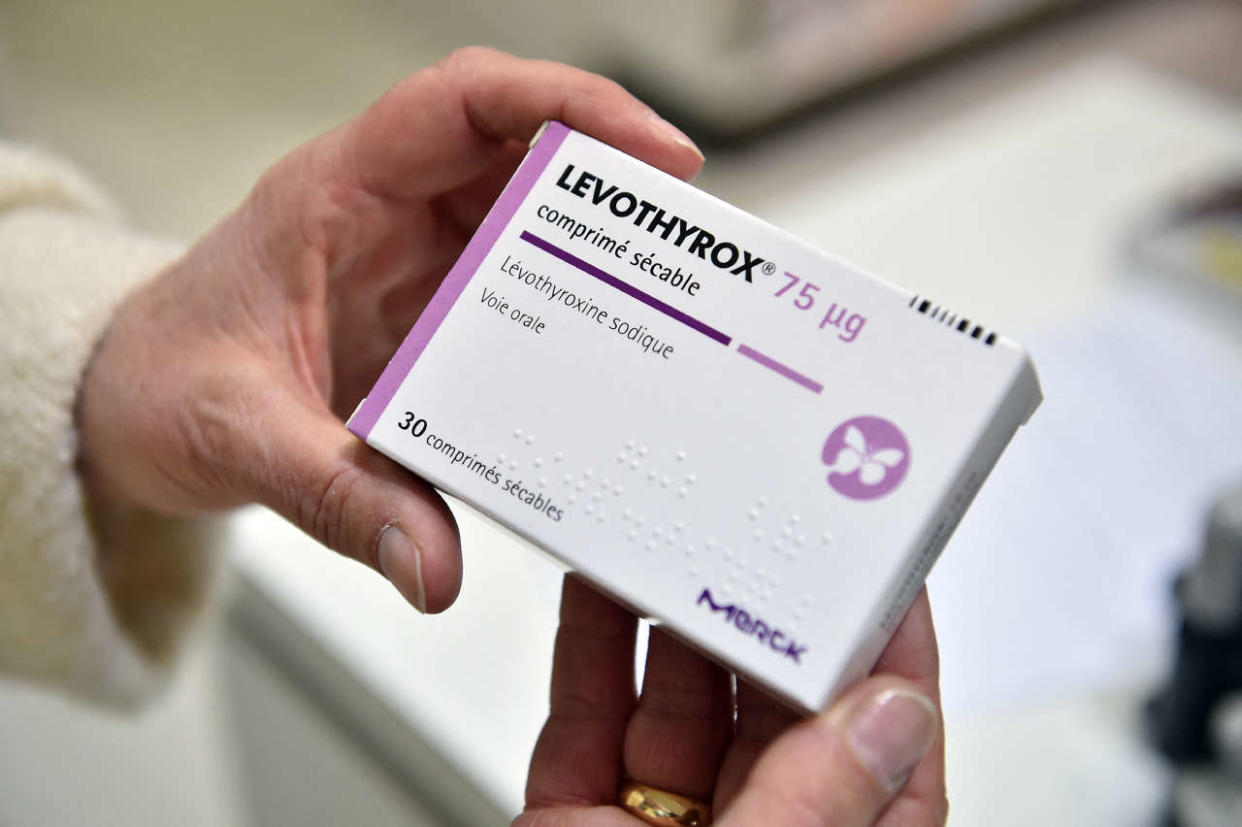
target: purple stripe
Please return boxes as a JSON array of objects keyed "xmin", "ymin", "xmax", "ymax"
[
  {"xmin": 519, "ymin": 231, "xmax": 731, "ymax": 346},
  {"xmin": 736, "ymin": 344, "xmax": 823, "ymax": 394},
  {"xmin": 348, "ymin": 122, "xmax": 571, "ymax": 440}
]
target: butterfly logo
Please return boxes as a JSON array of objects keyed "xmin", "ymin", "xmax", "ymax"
[
  {"xmin": 828, "ymin": 426, "xmax": 905, "ymax": 486},
  {"xmin": 822, "ymin": 416, "xmax": 911, "ymax": 500}
]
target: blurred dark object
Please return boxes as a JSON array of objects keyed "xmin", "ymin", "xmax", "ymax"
[
  {"xmin": 1149, "ymin": 480, "xmax": 1242, "ymax": 763},
  {"xmin": 610, "ymin": 0, "xmax": 1108, "ymax": 143},
  {"xmin": 451, "ymin": 0, "xmax": 1113, "ymax": 144},
  {"xmin": 1175, "ymin": 180, "xmax": 1242, "ymax": 224},
  {"xmin": 1129, "ymin": 175, "xmax": 1242, "ymax": 299},
  {"xmin": 1148, "ymin": 480, "xmax": 1242, "ymax": 825}
]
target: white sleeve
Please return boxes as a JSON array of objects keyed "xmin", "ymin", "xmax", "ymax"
[{"xmin": 0, "ymin": 143, "xmax": 224, "ymax": 707}]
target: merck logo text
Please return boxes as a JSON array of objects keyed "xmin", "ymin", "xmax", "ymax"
[
  {"xmin": 697, "ymin": 588, "xmax": 807, "ymax": 664},
  {"xmin": 556, "ymin": 164, "xmax": 771, "ymax": 282}
]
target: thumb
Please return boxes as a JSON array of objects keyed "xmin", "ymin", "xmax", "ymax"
[
  {"xmin": 718, "ymin": 677, "xmax": 939, "ymax": 827},
  {"xmin": 246, "ymin": 389, "xmax": 462, "ymax": 613}
]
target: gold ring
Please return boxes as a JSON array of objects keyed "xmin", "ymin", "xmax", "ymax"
[{"xmin": 619, "ymin": 780, "xmax": 712, "ymax": 826}]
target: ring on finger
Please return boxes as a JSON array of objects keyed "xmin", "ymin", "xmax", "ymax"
[{"xmin": 619, "ymin": 780, "xmax": 712, "ymax": 826}]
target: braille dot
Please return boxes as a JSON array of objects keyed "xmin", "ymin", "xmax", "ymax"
[
  {"xmin": 554, "ymin": 452, "xmax": 564, "ymax": 462},
  {"xmin": 822, "ymin": 532, "xmax": 834, "ymax": 544},
  {"xmin": 677, "ymin": 488, "xmax": 688, "ymax": 498},
  {"xmin": 498, "ymin": 453, "xmax": 507, "ymax": 463},
  {"xmin": 576, "ymin": 481, "xmax": 586, "ymax": 492},
  {"xmin": 707, "ymin": 539, "xmax": 717, "ymax": 548},
  {"xmin": 509, "ymin": 461, "xmax": 519, "ymax": 471},
  {"xmin": 514, "ymin": 428, "xmax": 523, "ymax": 438},
  {"xmin": 568, "ymin": 495, "xmax": 577, "ymax": 504},
  {"xmin": 602, "ymin": 478, "xmax": 611, "ymax": 488},
  {"xmin": 790, "ymin": 514, "xmax": 801, "ymax": 524},
  {"xmin": 635, "ymin": 516, "xmax": 645, "ymax": 526},
  {"xmin": 623, "ymin": 508, "xmax": 632, "ymax": 519},
  {"xmin": 795, "ymin": 536, "xmax": 805, "ymax": 546},
  {"xmin": 617, "ymin": 454, "xmax": 626, "ymax": 463},
  {"xmin": 685, "ymin": 474, "xmax": 696, "ymax": 485},
  {"xmin": 676, "ymin": 451, "xmax": 686, "ymax": 461},
  {"xmin": 613, "ymin": 486, "xmax": 623, "ymax": 496},
  {"xmin": 781, "ymin": 526, "xmax": 792, "ymax": 537},
  {"xmin": 653, "ymin": 527, "xmax": 663, "ymax": 537},
  {"xmin": 666, "ymin": 536, "xmax": 675, "ymax": 546},
  {"xmin": 597, "ymin": 513, "xmax": 606, "ymax": 523},
  {"xmin": 647, "ymin": 470, "xmax": 657, "ymax": 481},
  {"xmin": 753, "ymin": 530, "xmax": 764, "ymax": 541},
  {"xmin": 533, "ymin": 458, "xmax": 544, "ymax": 468},
  {"xmin": 689, "ymin": 566, "xmax": 699, "ymax": 577},
  {"xmin": 757, "ymin": 496, "xmax": 768, "ymax": 506},
  {"xmin": 660, "ymin": 477, "xmax": 670, "ymax": 488},
  {"xmin": 645, "ymin": 542, "xmax": 655, "ymax": 552},
  {"xmin": 525, "ymin": 435, "xmax": 534, "ymax": 446},
  {"xmin": 685, "ymin": 545, "xmax": 694, "ymax": 554},
  {"xmin": 629, "ymin": 459, "xmax": 640, "ymax": 470},
  {"xmin": 584, "ymin": 469, "xmax": 593, "ymax": 478},
  {"xmin": 585, "ymin": 504, "xmax": 594, "ymax": 514},
  {"xmin": 627, "ymin": 531, "xmax": 637, "ymax": 541},
  {"xmin": 626, "ymin": 440, "xmax": 636, "ymax": 449},
  {"xmin": 723, "ymin": 548, "xmax": 734, "ymax": 560},
  {"xmin": 591, "ymin": 491, "xmax": 602, "ymax": 501},
  {"xmin": 673, "ymin": 521, "xmax": 685, "ymax": 532},
  {"xmin": 538, "ymin": 478, "xmax": 547, "ymax": 487},
  {"xmin": 638, "ymin": 446, "xmax": 648, "ymax": 456},
  {"xmin": 748, "ymin": 510, "xmax": 759, "ymax": 521}
]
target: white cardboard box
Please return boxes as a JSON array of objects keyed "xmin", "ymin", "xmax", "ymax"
[{"xmin": 349, "ymin": 121, "xmax": 1041, "ymax": 712}]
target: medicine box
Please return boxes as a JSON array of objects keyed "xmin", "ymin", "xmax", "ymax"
[{"xmin": 348, "ymin": 121, "xmax": 1041, "ymax": 712}]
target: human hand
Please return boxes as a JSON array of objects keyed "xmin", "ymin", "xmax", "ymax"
[
  {"xmin": 518, "ymin": 578, "xmax": 946, "ymax": 826},
  {"xmin": 76, "ymin": 48, "xmax": 704, "ymax": 613}
]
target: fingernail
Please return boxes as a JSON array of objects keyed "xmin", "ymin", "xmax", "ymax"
[
  {"xmin": 648, "ymin": 110, "xmax": 704, "ymax": 162},
  {"xmin": 377, "ymin": 525, "xmax": 426, "ymax": 613},
  {"xmin": 845, "ymin": 688, "xmax": 938, "ymax": 792}
]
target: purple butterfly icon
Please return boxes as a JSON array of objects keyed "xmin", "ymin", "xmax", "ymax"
[{"xmin": 822, "ymin": 416, "xmax": 911, "ymax": 500}]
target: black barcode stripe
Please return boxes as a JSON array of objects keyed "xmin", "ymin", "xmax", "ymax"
[{"xmin": 905, "ymin": 298, "xmax": 999, "ymax": 347}]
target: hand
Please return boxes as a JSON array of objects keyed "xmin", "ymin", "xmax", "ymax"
[
  {"xmin": 519, "ymin": 579, "xmax": 947, "ymax": 826},
  {"xmin": 76, "ymin": 48, "xmax": 704, "ymax": 612}
]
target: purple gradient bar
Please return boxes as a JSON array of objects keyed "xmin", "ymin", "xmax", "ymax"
[
  {"xmin": 736, "ymin": 344, "xmax": 823, "ymax": 394},
  {"xmin": 348, "ymin": 122, "xmax": 571, "ymax": 440},
  {"xmin": 519, "ymin": 231, "xmax": 732, "ymax": 347}
]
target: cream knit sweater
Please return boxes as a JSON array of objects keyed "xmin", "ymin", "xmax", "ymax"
[{"xmin": 0, "ymin": 143, "xmax": 220, "ymax": 708}]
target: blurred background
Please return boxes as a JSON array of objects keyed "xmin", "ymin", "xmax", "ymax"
[{"xmin": 2, "ymin": 0, "xmax": 1241, "ymax": 824}]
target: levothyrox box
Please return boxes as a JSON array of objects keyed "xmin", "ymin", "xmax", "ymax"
[{"xmin": 348, "ymin": 121, "xmax": 1042, "ymax": 713}]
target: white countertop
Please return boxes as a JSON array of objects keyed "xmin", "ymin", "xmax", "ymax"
[{"xmin": 229, "ymin": 59, "xmax": 1242, "ymax": 822}]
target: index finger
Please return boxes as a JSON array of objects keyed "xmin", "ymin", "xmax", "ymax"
[
  {"xmin": 344, "ymin": 46, "xmax": 704, "ymax": 201},
  {"xmin": 874, "ymin": 588, "xmax": 939, "ymax": 698}
]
